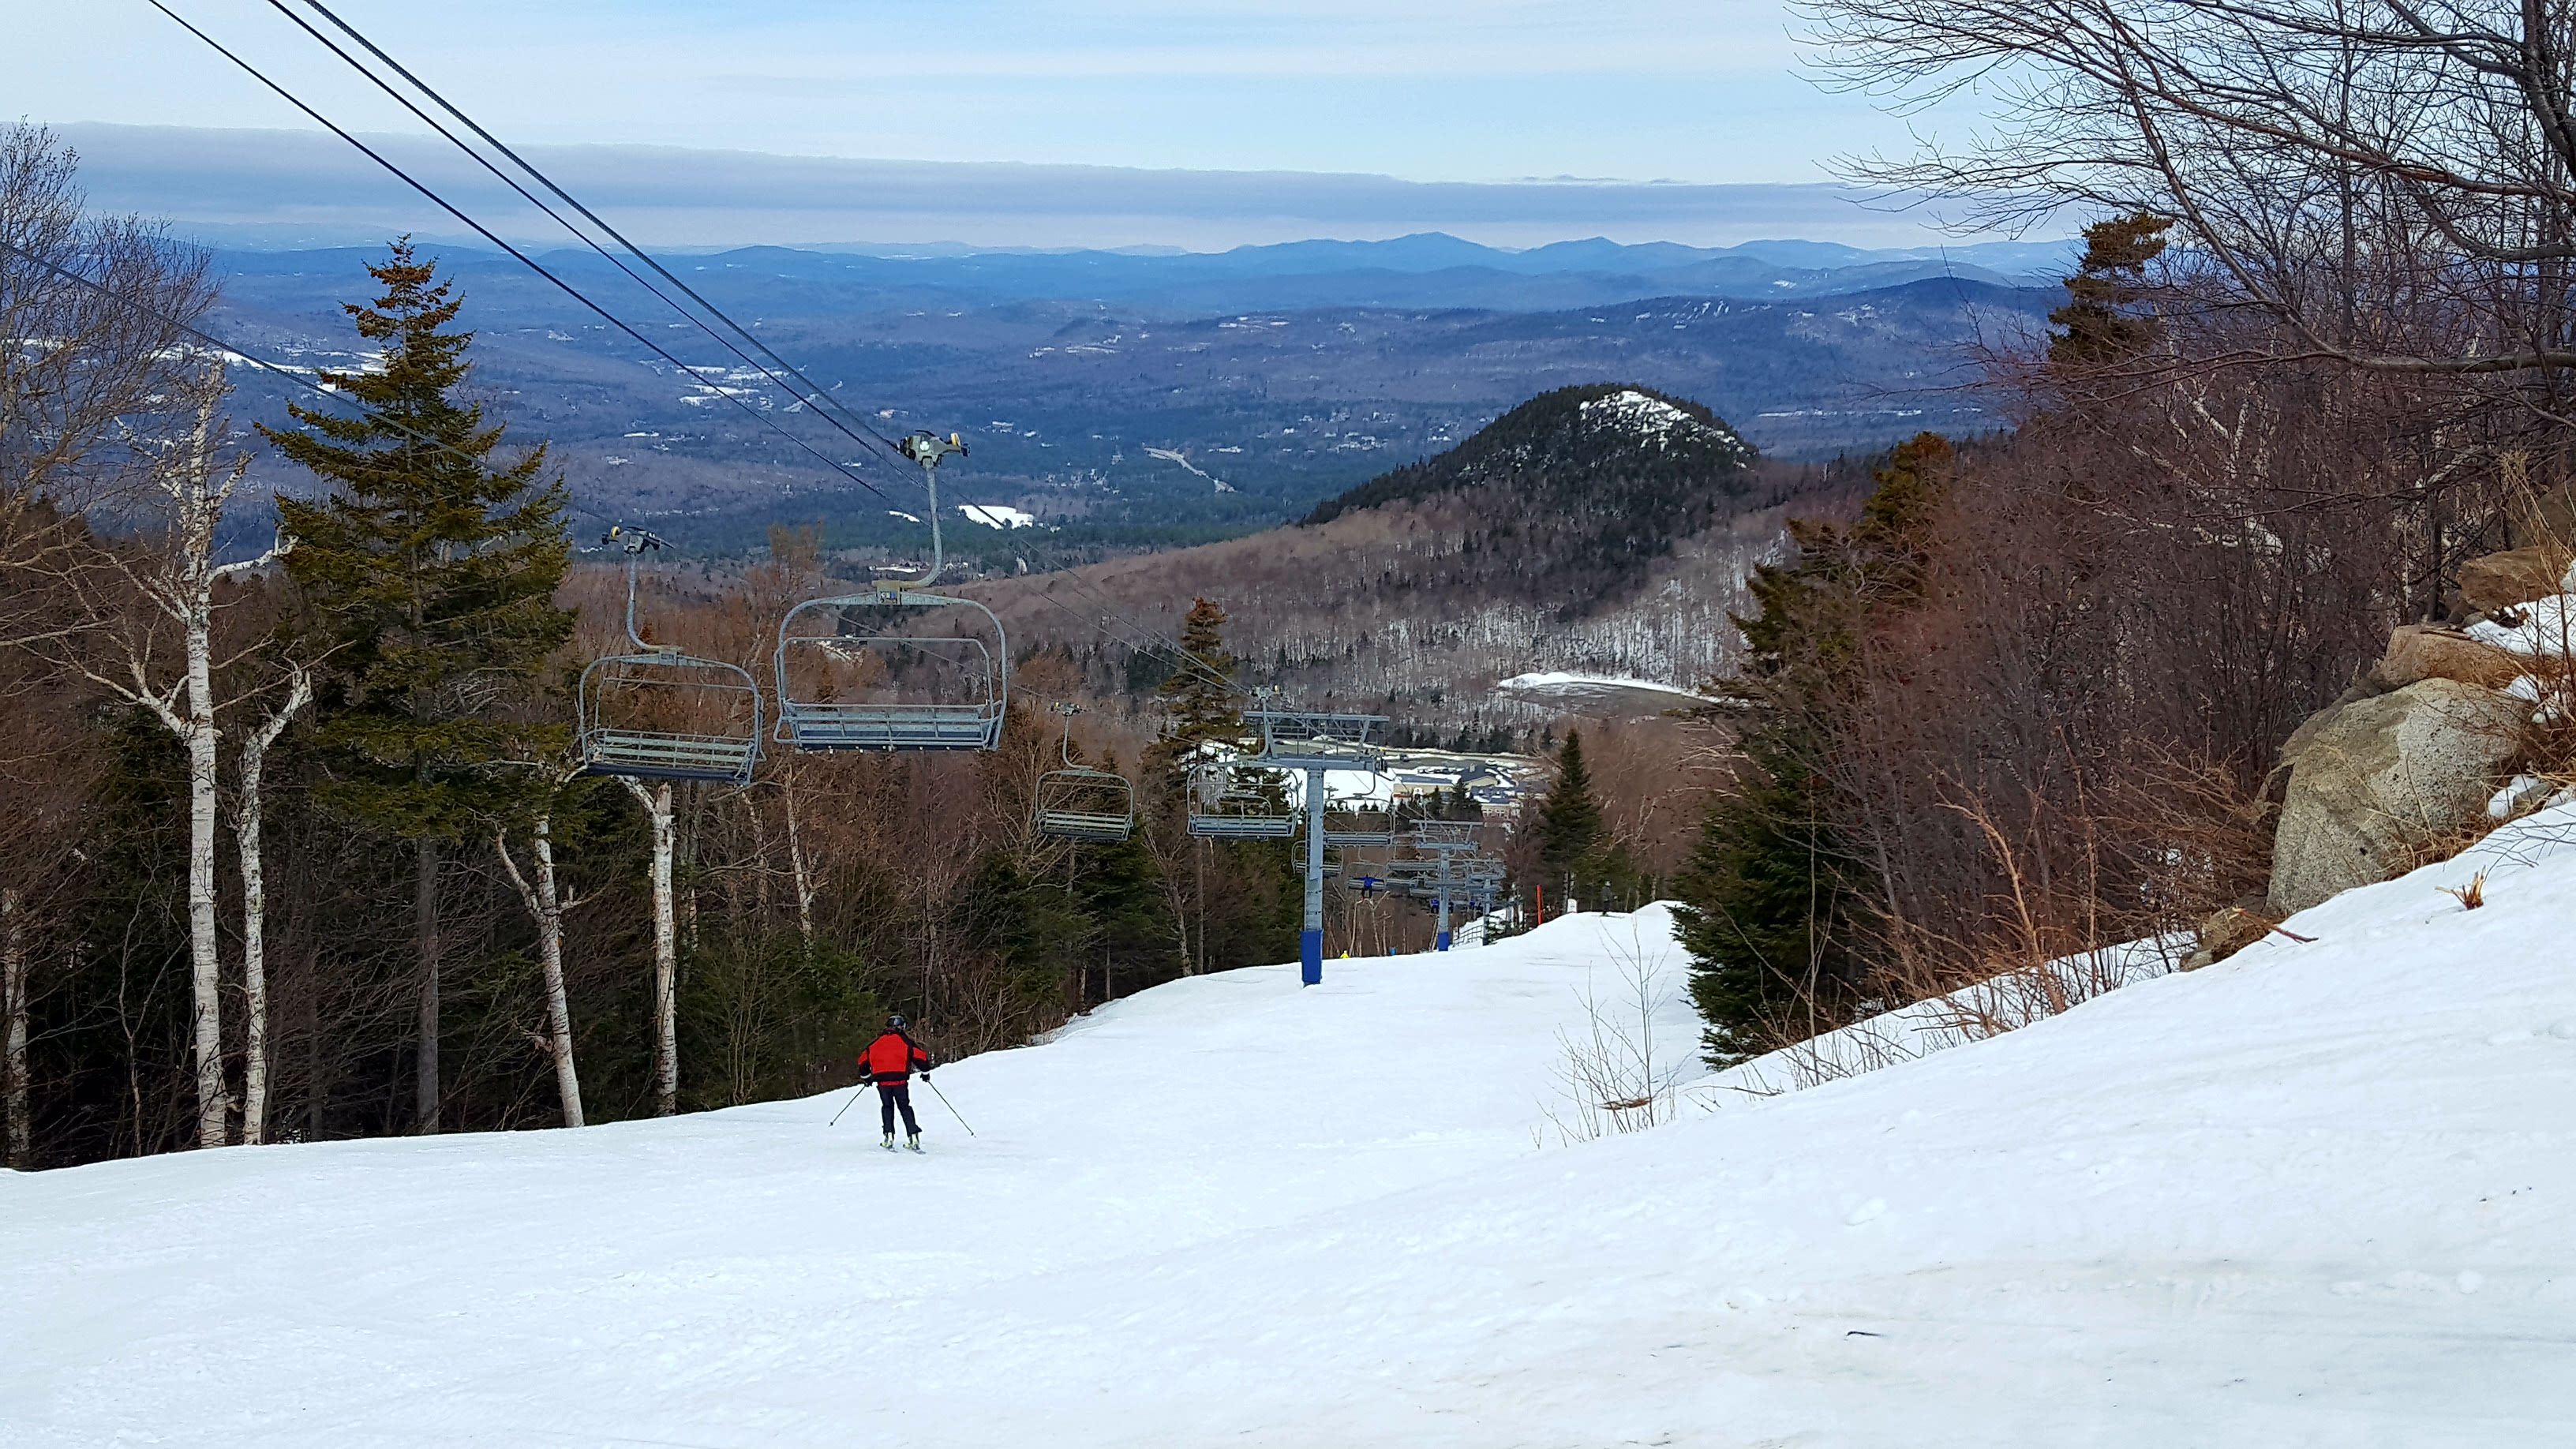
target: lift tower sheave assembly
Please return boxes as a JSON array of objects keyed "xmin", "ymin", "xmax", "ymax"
[{"xmin": 1244, "ymin": 706, "xmax": 1389, "ymax": 987}]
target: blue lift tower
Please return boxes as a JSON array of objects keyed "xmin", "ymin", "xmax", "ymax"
[{"xmin": 1242, "ymin": 706, "xmax": 1388, "ymax": 986}]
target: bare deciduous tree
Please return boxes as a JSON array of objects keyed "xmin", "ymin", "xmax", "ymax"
[
  {"xmin": 62, "ymin": 365, "xmax": 293, "ymax": 1149},
  {"xmin": 1810, "ymin": 0, "xmax": 2576, "ymax": 381},
  {"xmin": 496, "ymin": 797, "xmax": 590, "ymax": 1129},
  {"xmin": 235, "ymin": 664, "xmax": 314, "ymax": 1146},
  {"xmin": 620, "ymin": 777, "xmax": 681, "ymax": 1116}
]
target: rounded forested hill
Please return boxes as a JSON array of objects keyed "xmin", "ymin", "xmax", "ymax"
[{"xmin": 1300, "ymin": 382, "xmax": 1763, "ymax": 604}]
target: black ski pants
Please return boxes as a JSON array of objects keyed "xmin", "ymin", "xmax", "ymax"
[{"xmin": 877, "ymin": 1081, "xmax": 920, "ymax": 1136}]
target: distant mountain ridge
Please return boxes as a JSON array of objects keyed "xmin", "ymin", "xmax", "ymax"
[{"xmin": 216, "ymin": 231, "xmax": 2072, "ymax": 319}]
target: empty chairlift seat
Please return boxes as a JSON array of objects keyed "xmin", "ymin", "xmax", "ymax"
[
  {"xmin": 1321, "ymin": 806, "xmax": 1396, "ymax": 848},
  {"xmin": 576, "ymin": 526, "xmax": 763, "ymax": 786},
  {"xmin": 1033, "ymin": 704, "xmax": 1135, "ymax": 842},
  {"xmin": 1035, "ymin": 769, "xmax": 1134, "ymax": 842},
  {"xmin": 578, "ymin": 653, "xmax": 764, "ymax": 784},
  {"xmin": 1186, "ymin": 761, "xmax": 1299, "ymax": 838},
  {"xmin": 773, "ymin": 589, "xmax": 1009, "ymax": 752}
]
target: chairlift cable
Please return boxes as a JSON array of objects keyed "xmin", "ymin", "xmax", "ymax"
[
  {"xmin": 153, "ymin": 1, "xmax": 1267, "ymax": 724},
  {"xmin": 272, "ymin": 0, "xmax": 908, "ymax": 465},
  {"xmin": 145, "ymin": 0, "xmax": 897, "ymax": 504},
  {"xmin": 0, "ymin": 236, "xmax": 522, "ymax": 483},
  {"xmin": 1035, "ymin": 573, "xmax": 1249, "ymax": 700}
]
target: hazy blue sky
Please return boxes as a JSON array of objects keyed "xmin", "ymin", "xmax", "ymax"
[{"xmin": 24, "ymin": 1, "xmax": 1995, "ymax": 247}]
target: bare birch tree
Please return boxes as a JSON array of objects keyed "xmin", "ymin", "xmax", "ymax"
[
  {"xmin": 2, "ymin": 125, "xmax": 214, "ymax": 614},
  {"xmin": 66, "ymin": 365, "xmax": 291, "ymax": 1148},
  {"xmin": 2, "ymin": 886, "xmax": 26, "ymax": 1168},
  {"xmin": 234, "ymin": 665, "xmax": 313, "ymax": 1146},
  {"xmin": 496, "ymin": 795, "xmax": 589, "ymax": 1129},
  {"xmin": 621, "ymin": 777, "xmax": 681, "ymax": 1115}
]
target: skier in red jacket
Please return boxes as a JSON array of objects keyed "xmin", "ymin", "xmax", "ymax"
[{"xmin": 861, "ymin": 1016, "xmax": 935, "ymax": 1151}]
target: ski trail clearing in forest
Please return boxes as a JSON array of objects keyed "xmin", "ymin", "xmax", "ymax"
[{"xmin": 8, "ymin": 818, "xmax": 2576, "ymax": 1444}]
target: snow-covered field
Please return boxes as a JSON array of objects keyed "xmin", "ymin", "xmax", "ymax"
[{"xmin": 9, "ymin": 811, "xmax": 2576, "ymax": 1445}]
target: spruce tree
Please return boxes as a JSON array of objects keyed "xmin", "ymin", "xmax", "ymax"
[
  {"xmin": 263, "ymin": 239, "xmax": 574, "ymax": 1133},
  {"xmin": 1534, "ymin": 729, "xmax": 1604, "ymax": 889},
  {"xmin": 1144, "ymin": 597, "xmax": 1245, "ymax": 787},
  {"xmin": 1673, "ymin": 433, "xmax": 1951, "ymax": 1065},
  {"xmin": 2048, "ymin": 213, "xmax": 2171, "ymax": 370}
]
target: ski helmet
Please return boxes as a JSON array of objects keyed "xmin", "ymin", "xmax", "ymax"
[{"xmin": 888, "ymin": 1013, "xmax": 908, "ymax": 1029}]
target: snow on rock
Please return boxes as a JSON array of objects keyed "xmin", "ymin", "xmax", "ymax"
[
  {"xmin": 2467, "ymin": 593, "xmax": 2576, "ymax": 657},
  {"xmin": 12, "ymin": 809, "xmax": 2576, "ymax": 1443},
  {"xmin": 1578, "ymin": 387, "xmax": 1749, "ymax": 457}
]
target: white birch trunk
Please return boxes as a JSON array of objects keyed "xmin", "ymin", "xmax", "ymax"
[
  {"xmin": 181, "ymin": 611, "xmax": 225, "ymax": 1148},
  {"xmin": 74, "ymin": 362, "xmax": 293, "ymax": 1150},
  {"xmin": 781, "ymin": 764, "xmax": 816, "ymax": 949},
  {"xmin": 623, "ymin": 778, "xmax": 680, "ymax": 1115},
  {"xmin": 233, "ymin": 667, "xmax": 311, "ymax": 1147},
  {"xmin": 496, "ymin": 814, "xmax": 585, "ymax": 1128},
  {"xmin": 3, "ymin": 886, "xmax": 28, "ymax": 1170},
  {"xmin": 172, "ymin": 385, "xmax": 229, "ymax": 1150}
]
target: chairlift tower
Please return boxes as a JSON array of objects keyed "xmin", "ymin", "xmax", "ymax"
[
  {"xmin": 1244, "ymin": 703, "xmax": 1388, "ymax": 986},
  {"xmin": 1404, "ymin": 819, "xmax": 1489, "ymax": 951}
]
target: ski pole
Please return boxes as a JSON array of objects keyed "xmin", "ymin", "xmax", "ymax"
[
  {"xmin": 828, "ymin": 1083, "xmax": 870, "ymax": 1127},
  {"xmin": 923, "ymin": 1076, "xmax": 976, "ymax": 1136}
]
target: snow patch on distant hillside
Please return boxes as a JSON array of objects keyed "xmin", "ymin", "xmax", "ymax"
[
  {"xmin": 958, "ymin": 503, "xmax": 1036, "ymax": 529},
  {"xmin": 1500, "ymin": 669, "xmax": 1702, "ymax": 699},
  {"xmin": 1579, "ymin": 387, "xmax": 1750, "ymax": 457}
]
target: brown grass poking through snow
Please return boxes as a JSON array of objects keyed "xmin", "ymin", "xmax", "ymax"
[{"xmin": 2439, "ymin": 871, "xmax": 2488, "ymax": 910}]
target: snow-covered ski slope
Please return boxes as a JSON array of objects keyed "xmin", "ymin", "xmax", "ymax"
[{"xmin": 9, "ymin": 811, "xmax": 2576, "ymax": 1446}]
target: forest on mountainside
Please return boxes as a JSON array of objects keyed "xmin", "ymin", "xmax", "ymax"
[
  {"xmin": 0, "ymin": 127, "xmax": 1400, "ymax": 1168},
  {"xmin": 22, "ymin": 0, "xmax": 2576, "ymax": 1167},
  {"xmin": 1667, "ymin": 0, "xmax": 2576, "ymax": 1065}
]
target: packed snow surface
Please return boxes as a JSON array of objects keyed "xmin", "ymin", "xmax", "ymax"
[{"xmin": 11, "ymin": 811, "xmax": 2576, "ymax": 1444}]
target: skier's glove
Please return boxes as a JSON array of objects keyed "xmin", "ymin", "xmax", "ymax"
[{"xmin": 919, "ymin": 1073, "xmax": 931, "ymax": 1083}]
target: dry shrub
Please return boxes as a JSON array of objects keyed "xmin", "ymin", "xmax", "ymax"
[{"xmin": 1539, "ymin": 923, "xmax": 1688, "ymax": 1144}]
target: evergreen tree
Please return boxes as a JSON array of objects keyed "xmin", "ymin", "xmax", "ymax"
[
  {"xmin": 263, "ymin": 239, "xmax": 574, "ymax": 1133},
  {"xmin": 1674, "ymin": 434, "xmax": 1952, "ymax": 1065},
  {"xmin": 2049, "ymin": 213, "xmax": 2171, "ymax": 370},
  {"xmin": 1533, "ymin": 730, "xmax": 1604, "ymax": 887},
  {"xmin": 1144, "ymin": 597, "xmax": 1244, "ymax": 786}
]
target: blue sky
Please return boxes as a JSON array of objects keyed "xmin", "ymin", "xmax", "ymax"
[{"xmin": 26, "ymin": 1, "xmax": 1995, "ymax": 247}]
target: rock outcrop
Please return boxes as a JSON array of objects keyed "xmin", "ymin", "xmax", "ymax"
[
  {"xmin": 2182, "ymin": 903, "xmax": 2275, "ymax": 972},
  {"xmin": 2457, "ymin": 547, "xmax": 2567, "ymax": 614},
  {"xmin": 2267, "ymin": 678, "xmax": 2525, "ymax": 915},
  {"xmin": 2371, "ymin": 624, "xmax": 2523, "ymax": 691}
]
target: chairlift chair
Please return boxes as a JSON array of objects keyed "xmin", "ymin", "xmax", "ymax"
[
  {"xmin": 1033, "ymin": 704, "xmax": 1133, "ymax": 843},
  {"xmin": 1321, "ymin": 804, "xmax": 1396, "ymax": 848},
  {"xmin": 576, "ymin": 526, "xmax": 763, "ymax": 785},
  {"xmin": 772, "ymin": 431, "xmax": 1011, "ymax": 752},
  {"xmin": 1185, "ymin": 757, "xmax": 1298, "ymax": 839}
]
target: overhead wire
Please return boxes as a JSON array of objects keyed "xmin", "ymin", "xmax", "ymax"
[
  {"xmin": 1032, "ymin": 572, "xmax": 1249, "ymax": 699},
  {"xmin": 1, "ymin": 235, "xmax": 532, "ymax": 481},
  {"xmin": 145, "ymin": 1, "xmax": 1273, "ymax": 714},
  {"xmin": 145, "ymin": 0, "xmax": 896, "ymax": 503},
  {"xmin": 266, "ymin": 0, "xmax": 907, "ymax": 465}
]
